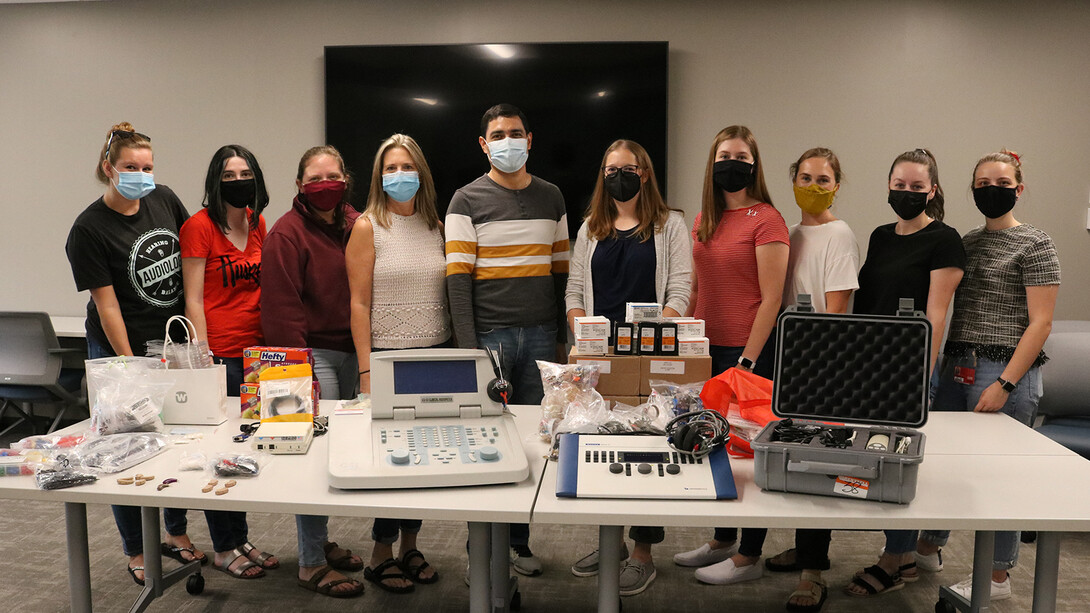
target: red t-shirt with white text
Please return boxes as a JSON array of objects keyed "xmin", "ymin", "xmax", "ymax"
[{"xmin": 691, "ymin": 203, "xmax": 789, "ymax": 347}]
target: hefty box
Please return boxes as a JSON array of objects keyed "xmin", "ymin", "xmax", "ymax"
[
  {"xmin": 638, "ymin": 355, "xmax": 712, "ymax": 395},
  {"xmin": 241, "ymin": 346, "xmax": 316, "ymax": 418},
  {"xmin": 569, "ymin": 348, "xmax": 641, "ymax": 396}
]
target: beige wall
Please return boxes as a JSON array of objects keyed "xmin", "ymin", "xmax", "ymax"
[{"xmin": 2, "ymin": 0, "xmax": 1088, "ymax": 319}]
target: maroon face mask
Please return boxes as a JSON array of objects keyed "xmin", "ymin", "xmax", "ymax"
[{"xmin": 301, "ymin": 180, "xmax": 346, "ymax": 212}]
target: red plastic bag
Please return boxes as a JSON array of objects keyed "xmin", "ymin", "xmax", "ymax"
[{"xmin": 700, "ymin": 367, "xmax": 778, "ymax": 457}]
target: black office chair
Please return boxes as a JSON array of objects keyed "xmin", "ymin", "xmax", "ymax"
[
  {"xmin": 0, "ymin": 311, "xmax": 86, "ymax": 437},
  {"xmin": 1034, "ymin": 320, "xmax": 1090, "ymax": 459}
]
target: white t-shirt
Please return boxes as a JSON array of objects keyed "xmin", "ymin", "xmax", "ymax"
[{"xmin": 783, "ymin": 219, "xmax": 860, "ymax": 313}]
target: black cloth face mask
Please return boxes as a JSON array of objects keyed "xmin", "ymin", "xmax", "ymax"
[
  {"xmin": 604, "ymin": 169, "xmax": 642, "ymax": 202},
  {"xmin": 220, "ymin": 178, "xmax": 256, "ymax": 209},
  {"xmin": 972, "ymin": 185, "xmax": 1018, "ymax": 218},
  {"xmin": 887, "ymin": 189, "xmax": 929, "ymax": 220},
  {"xmin": 712, "ymin": 159, "xmax": 755, "ymax": 194}
]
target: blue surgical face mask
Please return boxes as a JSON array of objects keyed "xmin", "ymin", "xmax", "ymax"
[
  {"xmin": 487, "ymin": 137, "xmax": 529, "ymax": 173},
  {"xmin": 113, "ymin": 168, "xmax": 156, "ymax": 200},
  {"xmin": 381, "ymin": 170, "xmax": 420, "ymax": 203}
]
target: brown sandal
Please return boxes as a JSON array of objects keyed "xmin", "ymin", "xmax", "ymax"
[
  {"xmin": 297, "ymin": 565, "xmax": 364, "ymax": 598},
  {"xmin": 215, "ymin": 547, "xmax": 265, "ymax": 579},
  {"xmin": 323, "ymin": 541, "xmax": 364, "ymax": 572}
]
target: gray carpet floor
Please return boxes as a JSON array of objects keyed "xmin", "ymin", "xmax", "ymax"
[{"xmin": 1, "ymin": 419, "xmax": 1086, "ymax": 612}]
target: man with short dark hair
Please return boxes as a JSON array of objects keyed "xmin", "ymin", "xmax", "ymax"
[{"xmin": 446, "ymin": 103, "xmax": 569, "ymax": 576}]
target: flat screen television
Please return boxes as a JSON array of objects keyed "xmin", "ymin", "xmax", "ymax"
[{"xmin": 324, "ymin": 42, "xmax": 669, "ymax": 238}]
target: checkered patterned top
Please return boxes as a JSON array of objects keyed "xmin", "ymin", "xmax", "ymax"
[{"xmin": 947, "ymin": 223, "xmax": 1060, "ymax": 349}]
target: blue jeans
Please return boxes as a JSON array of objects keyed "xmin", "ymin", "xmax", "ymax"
[
  {"xmin": 205, "ymin": 510, "xmax": 249, "ymax": 553},
  {"xmin": 89, "ymin": 337, "xmax": 194, "ymax": 556},
  {"xmin": 297, "ymin": 514, "xmax": 329, "ymax": 567},
  {"xmin": 214, "ymin": 356, "xmax": 244, "ymax": 398},
  {"xmin": 311, "ymin": 348, "xmax": 359, "ymax": 401},
  {"xmin": 918, "ymin": 355, "xmax": 1041, "ymax": 570},
  {"xmin": 373, "ymin": 518, "xmax": 423, "ymax": 545},
  {"xmin": 476, "ymin": 325, "xmax": 556, "ymax": 406}
]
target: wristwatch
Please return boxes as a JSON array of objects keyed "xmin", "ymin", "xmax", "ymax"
[
  {"xmin": 737, "ymin": 356, "xmax": 756, "ymax": 370},
  {"xmin": 996, "ymin": 377, "xmax": 1017, "ymax": 393}
]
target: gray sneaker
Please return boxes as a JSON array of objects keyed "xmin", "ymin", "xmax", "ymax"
[
  {"xmin": 571, "ymin": 544, "xmax": 631, "ymax": 577},
  {"xmin": 619, "ymin": 559, "xmax": 657, "ymax": 596},
  {"xmin": 510, "ymin": 545, "xmax": 543, "ymax": 576}
]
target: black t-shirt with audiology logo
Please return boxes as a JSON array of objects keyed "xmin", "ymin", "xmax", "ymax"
[{"xmin": 66, "ymin": 185, "xmax": 190, "ymax": 355}]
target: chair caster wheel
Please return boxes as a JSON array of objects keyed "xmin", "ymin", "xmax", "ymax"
[{"xmin": 186, "ymin": 573, "xmax": 204, "ymax": 595}]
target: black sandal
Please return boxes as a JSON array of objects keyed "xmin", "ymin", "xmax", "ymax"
[
  {"xmin": 844, "ymin": 564, "xmax": 903, "ymax": 597},
  {"xmin": 765, "ymin": 548, "xmax": 801, "ymax": 572},
  {"xmin": 160, "ymin": 542, "xmax": 208, "ymax": 566},
  {"xmin": 364, "ymin": 558, "xmax": 415, "ymax": 594},
  {"xmin": 400, "ymin": 548, "xmax": 439, "ymax": 584},
  {"xmin": 127, "ymin": 565, "xmax": 145, "ymax": 586}
]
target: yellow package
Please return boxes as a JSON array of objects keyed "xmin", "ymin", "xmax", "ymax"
[{"xmin": 258, "ymin": 364, "xmax": 314, "ymax": 423}]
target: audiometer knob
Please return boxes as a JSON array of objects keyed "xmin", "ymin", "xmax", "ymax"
[
  {"xmin": 637, "ymin": 463, "xmax": 652, "ymax": 474},
  {"xmin": 479, "ymin": 446, "xmax": 500, "ymax": 461},
  {"xmin": 391, "ymin": 448, "xmax": 411, "ymax": 465},
  {"xmin": 666, "ymin": 464, "xmax": 680, "ymax": 475},
  {"xmin": 609, "ymin": 463, "xmax": 624, "ymax": 474}
]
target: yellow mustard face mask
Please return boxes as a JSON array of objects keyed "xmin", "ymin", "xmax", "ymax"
[{"xmin": 793, "ymin": 183, "xmax": 837, "ymax": 216}]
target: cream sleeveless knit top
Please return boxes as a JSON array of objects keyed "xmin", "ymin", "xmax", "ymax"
[{"xmin": 368, "ymin": 211, "xmax": 451, "ymax": 348}]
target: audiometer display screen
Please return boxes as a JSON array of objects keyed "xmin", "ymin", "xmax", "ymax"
[{"xmin": 393, "ymin": 360, "xmax": 477, "ymax": 395}]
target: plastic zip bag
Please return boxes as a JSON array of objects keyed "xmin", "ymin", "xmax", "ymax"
[
  {"xmin": 147, "ymin": 315, "xmax": 213, "ymax": 369},
  {"xmin": 86, "ymin": 357, "xmax": 170, "ymax": 435}
]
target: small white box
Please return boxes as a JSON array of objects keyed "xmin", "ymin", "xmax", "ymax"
[
  {"xmin": 678, "ymin": 336, "xmax": 710, "ymax": 356},
  {"xmin": 573, "ymin": 315, "xmax": 611, "ymax": 339},
  {"xmin": 575, "ymin": 337, "xmax": 609, "ymax": 356},
  {"xmin": 625, "ymin": 302, "xmax": 662, "ymax": 323},
  {"xmin": 665, "ymin": 317, "xmax": 705, "ymax": 339}
]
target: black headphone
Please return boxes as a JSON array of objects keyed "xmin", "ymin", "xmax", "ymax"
[
  {"xmin": 666, "ymin": 410, "xmax": 731, "ymax": 458},
  {"xmin": 484, "ymin": 346, "xmax": 513, "ymax": 406}
]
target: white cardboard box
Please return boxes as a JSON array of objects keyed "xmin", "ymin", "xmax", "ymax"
[
  {"xmin": 575, "ymin": 337, "xmax": 609, "ymax": 356},
  {"xmin": 625, "ymin": 302, "xmax": 662, "ymax": 323},
  {"xmin": 678, "ymin": 336, "xmax": 710, "ymax": 357},
  {"xmin": 573, "ymin": 315, "xmax": 611, "ymax": 340},
  {"xmin": 664, "ymin": 317, "xmax": 705, "ymax": 339}
]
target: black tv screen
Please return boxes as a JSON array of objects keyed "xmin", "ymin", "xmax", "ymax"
[{"xmin": 325, "ymin": 42, "xmax": 668, "ymax": 238}]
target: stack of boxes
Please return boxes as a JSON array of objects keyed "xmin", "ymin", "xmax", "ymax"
[
  {"xmin": 569, "ymin": 302, "xmax": 712, "ymax": 407},
  {"xmin": 241, "ymin": 346, "xmax": 320, "ymax": 419}
]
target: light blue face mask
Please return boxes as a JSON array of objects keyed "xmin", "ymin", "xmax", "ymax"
[
  {"xmin": 381, "ymin": 170, "xmax": 420, "ymax": 203},
  {"xmin": 113, "ymin": 168, "xmax": 156, "ymax": 200},
  {"xmin": 487, "ymin": 137, "xmax": 529, "ymax": 173}
]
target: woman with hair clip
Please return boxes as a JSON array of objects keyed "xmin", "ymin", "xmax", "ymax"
[
  {"xmin": 179, "ymin": 144, "xmax": 278, "ymax": 579},
  {"xmin": 564, "ymin": 139, "xmax": 691, "ymax": 596},
  {"xmin": 346, "ymin": 134, "xmax": 450, "ymax": 593},
  {"xmin": 65, "ymin": 122, "xmax": 204, "ymax": 585},
  {"xmin": 914, "ymin": 149, "xmax": 1059, "ymax": 603},
  {"xmin": 844, "ymin": 148, "xmax": 965, "ymax": 598},
  {"xmin": 674, "ymin": 125, "xmax": 789, "ymax": 586},
  {"xmin": 762, "ymin": 147, "xmax": 858, "ymax": 612},
  {"xmin": 261, "ymin": 145, "xmax": 365, "ymax": 598}
]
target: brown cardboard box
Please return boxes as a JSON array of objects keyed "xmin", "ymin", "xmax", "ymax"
[
  {"xmin": 639, "ymin": 355, "xmax": 713, "ymax": 395},
  {"xmin": 569, "ymin": 348, "xmax": 642, "ymax": 396},
  {"xmin": 601, "ymin": 395, "xmax": 643, "ymax": 409}
]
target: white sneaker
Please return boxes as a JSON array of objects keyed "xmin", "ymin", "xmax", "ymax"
[
  {"xmin": 673, "ymin": 542, "xmax": 739, "ymax": 567},
  {"xmin": 915, "ymin": 549, "xmax": 943, "ymax": 572},
  {"xmin": 694, "ymin": 558, "xmax": 763, "ymax": 585},
  {"xmin": 948, "ymin": 574, "xmax": 1012, "ymax": 601}
]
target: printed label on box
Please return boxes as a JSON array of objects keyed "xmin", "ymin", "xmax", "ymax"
[
  {"xmin": 834, "ymin": 476, "xmax": 870, "ymax": 499},
  {"xmin": 576, "ymin": 359, "xmax": 611, "ymax": 374},
  {"xmin": 648, "ymin": 359, "xmax": 685, "ymax": 375}
]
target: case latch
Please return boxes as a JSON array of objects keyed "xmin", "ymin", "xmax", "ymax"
[
  {"xmin": 896, "ymin": 298, "xmax": 923, "ymax": 318},
  {"xmin": 791, "ymin": 294, "xmax": 815, "ymax": 313}
]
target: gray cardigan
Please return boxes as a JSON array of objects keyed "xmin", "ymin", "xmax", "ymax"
[{"xmin": 565, "ymin": 210, "xmax": 692, "ymax": 318}]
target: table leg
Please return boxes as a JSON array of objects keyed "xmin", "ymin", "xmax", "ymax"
[
  {"xmin": 597, "ymin": 525, "xmax": 623, "ymax": 613},
  {"xmin": 969, "ymin": 530, "xmax": 995, "ymax": 613},
  {"xmin": 64, "ymin": 502, "xmax": 92, "ymax": 613},
  {"xmin": 491, "ymin": 522, "xmax": 513, "ymax": 613},
  {"xmin": 129, "ymin": 507, "xmax": 162, "ymax": 613},
  {"xmin": 468, "ymin": 521, "xmax": 491, "ymax": 613},
  {"xmin": 1032, "ymin": 531, "xmax": 1061, "ymax": 613}
]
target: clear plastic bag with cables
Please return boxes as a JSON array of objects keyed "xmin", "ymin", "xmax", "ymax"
[{"xmin": 536, "ymin": 360, "xmax": 604, "ymax": 446}]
